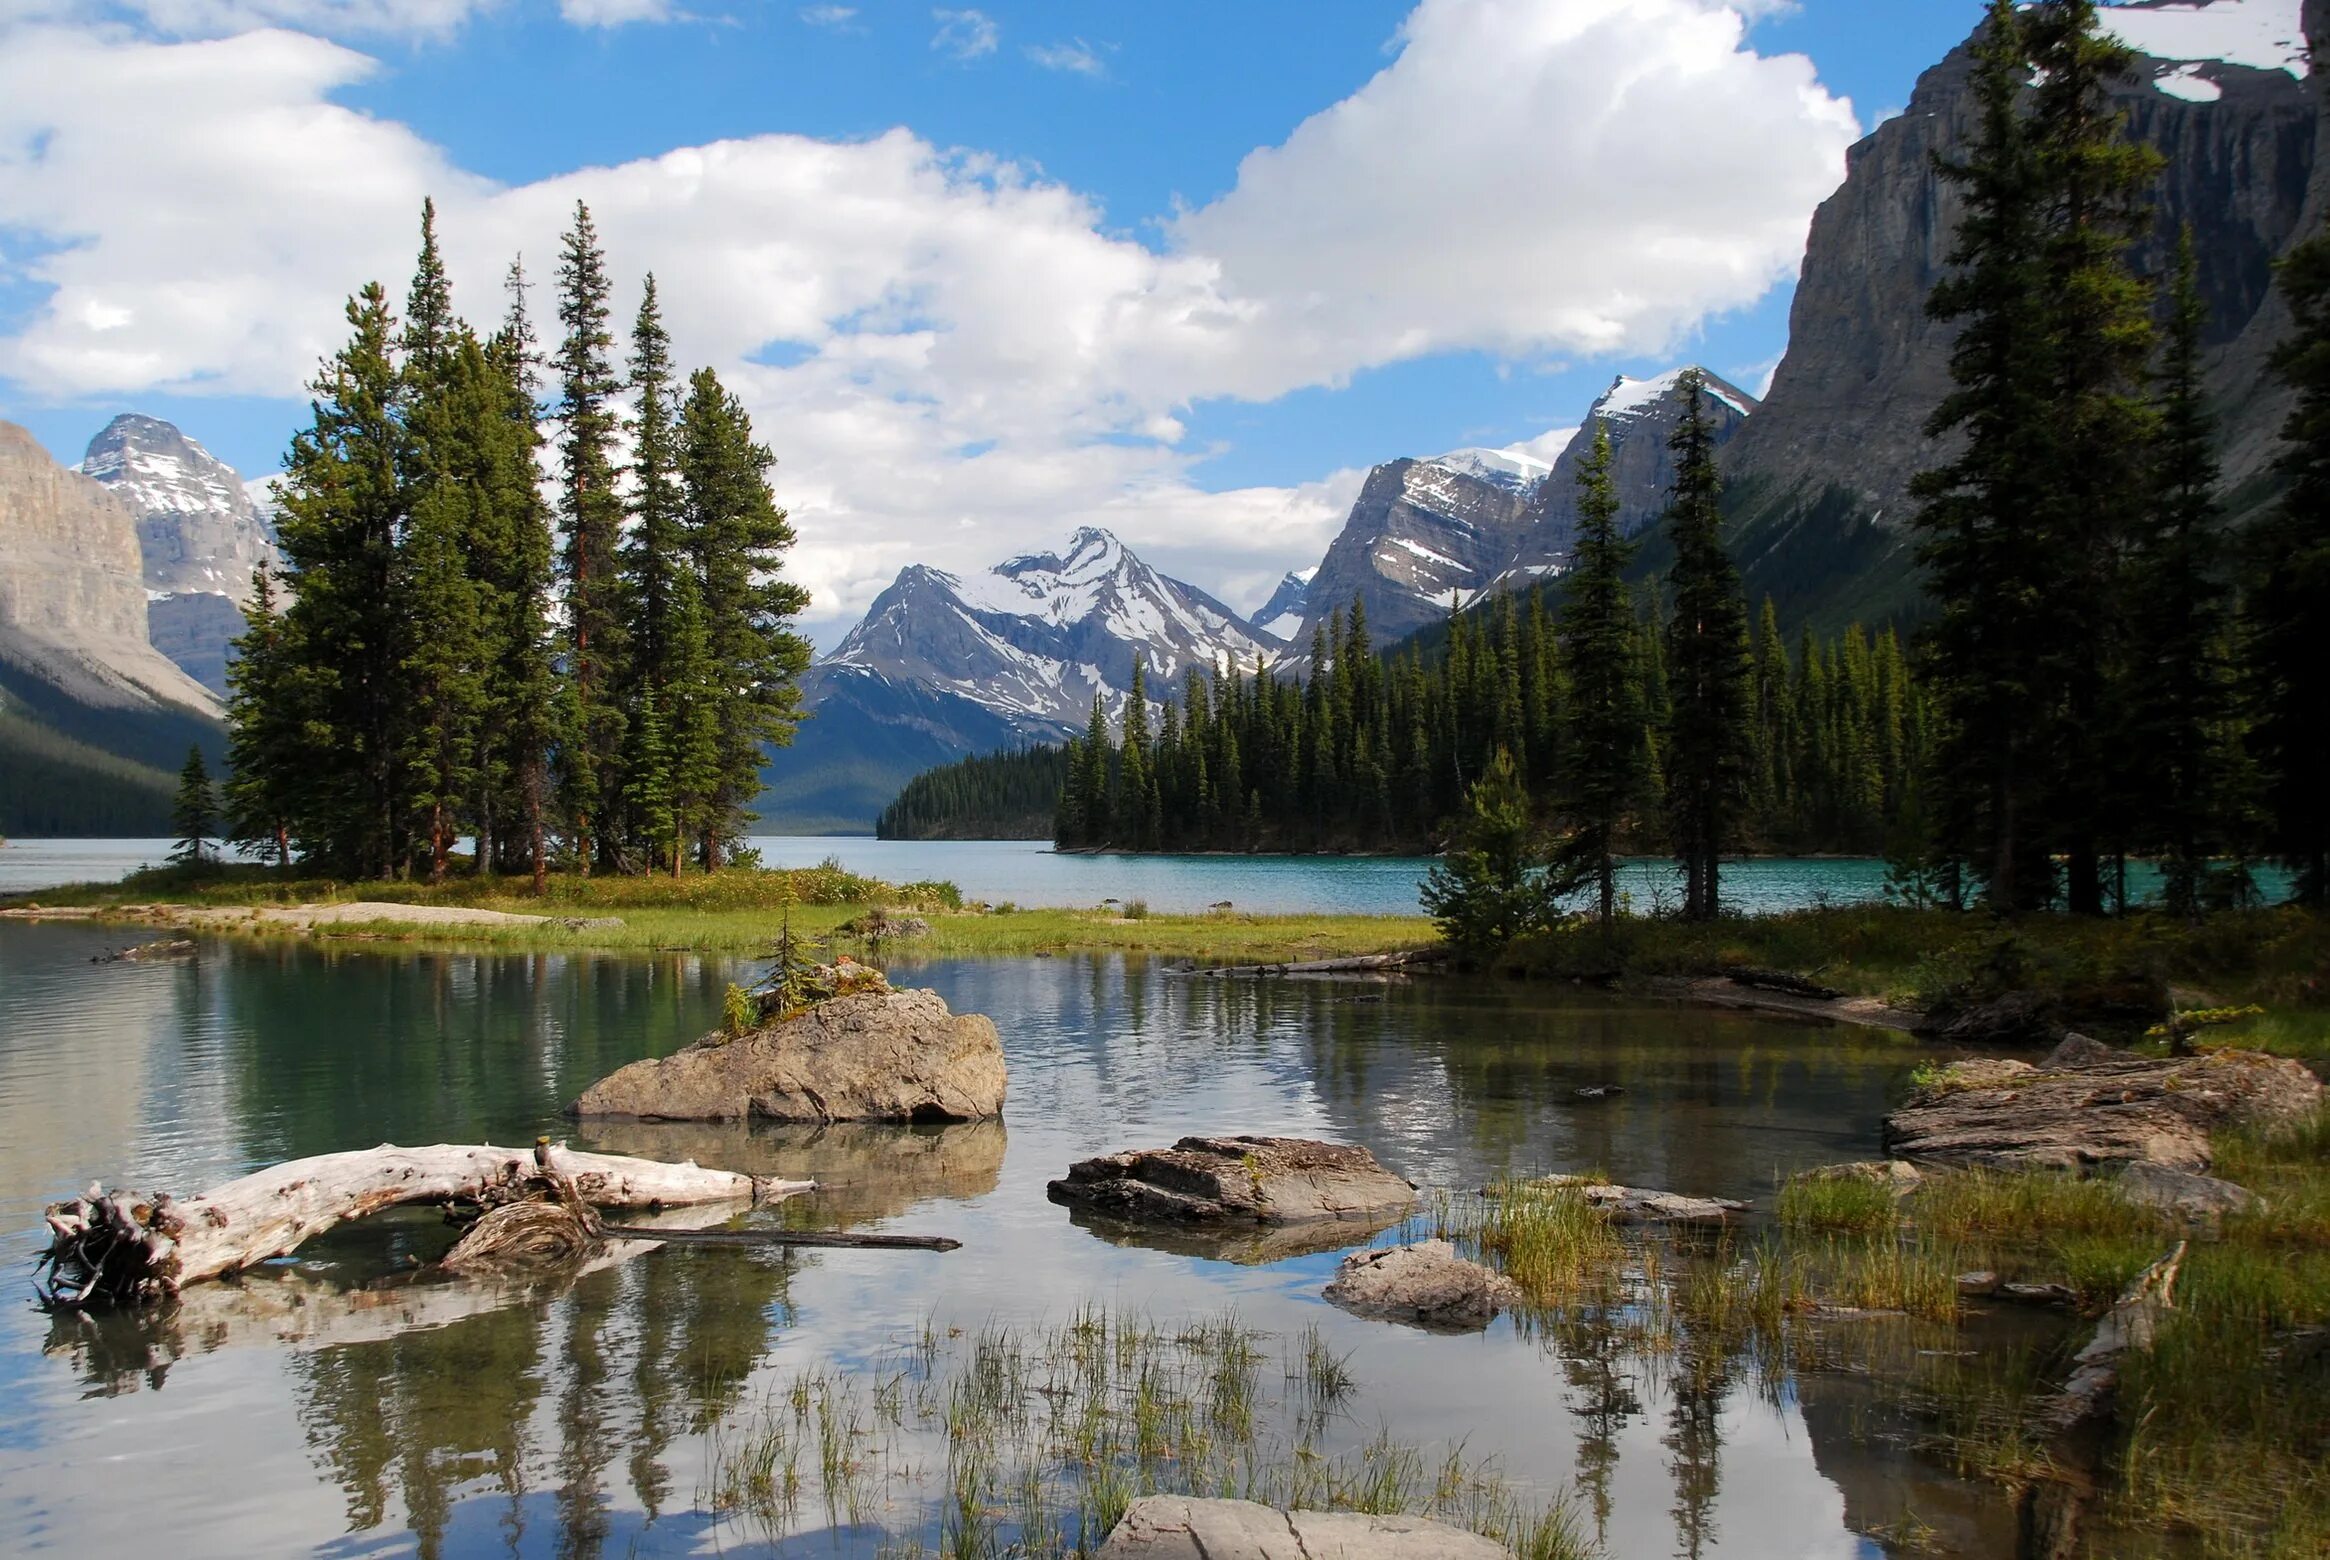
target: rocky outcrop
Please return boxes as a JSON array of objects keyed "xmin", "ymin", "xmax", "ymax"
[
  {"xmin": 1883, "ymin": 1048, "xmax": 2322, "ymax": 1172},
  {"xmin": 1322, "ymin": 1240, "xmax": 1519, "ymax": 1332},
  {"xmin": 1096, "ymin": 1497, "xmax": 1509, "ymax": 1560},
  {"xmin": 1291, "ymin": 458, "xmax": 1534, "ymax": 648},
  {"xmin": 1720, "ymin": 0, "xmax": 2329, "ymax": 628},
  {"xmin": 0, "ymin": 421, "xmax": 219, "ymax": 717},
  {"xmin": 569, "ymin": 989, "xmax": 1006, "ymax": 1123},
  {"xmin": 2112, "ymin": 1161, "xmax": 2260, "ymax": 1228},
  {"xmin": 1046, "ymin": 1136, "xmax": 1416, "ymax": 1226}
]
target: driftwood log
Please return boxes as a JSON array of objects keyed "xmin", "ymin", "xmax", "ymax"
[
  {"xmin": 35, "ymin": 1139, "xmax": 816, "ymax": 1308},
  {"xmin": 2044, "ymin": 1240, "xmax": 2187, "ymax": 1430},
  {"xmin": 1176, "ymin": 949, "xmax": 1447, "ymax": 978}
]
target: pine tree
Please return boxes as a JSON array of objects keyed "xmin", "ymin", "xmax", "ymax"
[
  {"xmin": 553, "ymin": 202, "xmax": 629, "ymax": 870},
  {"xmin": 2125, "ymin": 231, "xmax": 2235, "ymax": 915},
  {"xmin": 1661, "ymin": 369, "xmax": 1751, "ymax": 919},
  {"xmin": 2024, "ymin": 0, "xmax": 2164, "ymax": 913},
  {"xmin": 485, "ymin": 259, "xmax": 562, "ymax": 891},
  {"xmin": 1421, "ymin": 748, "xmax": 1578, "ymax": 957},
  {"xmin": 274, "ymin": 282, "xmax": 410, "ymax": 878},
  {"xmin": 1555, "ymin": 426, "xmax": 1642, "ymax": 931},
  {"xmin": 1908, "ymin": 0, "xmax": 2055, "ymax": 911},
  {"xmin": 171, "ymin": 745, "xmax": 217, "ymax": 867},
  {"xmin": 677, "ymin": 368, "xmax": 812, "ymax": 865},
  {"xmin": 2250, "ymin": 218, "xmax": 2330, "ymax": 903},
  {"xmin": 223, "ymin": 568, "xmax": 301, "ymax": 871}
]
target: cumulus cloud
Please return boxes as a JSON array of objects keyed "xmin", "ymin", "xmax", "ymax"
[
  {"xmin": 1026, "ymin": 37, "xmax": 1105, "ymax": 78},
  {"xmin": 0, "ymin": 0, "xmax": 1858, "ymax": 639},
  {"xmin": 929, "ymin": 6, "xmax": 993, "ymax": 60},
  {"xmin": 798, "ymin": 3, "xmax": 854, "ymax": 27}
]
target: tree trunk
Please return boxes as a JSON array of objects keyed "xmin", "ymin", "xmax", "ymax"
[{"xmin": 36, "ymin": 1141, "xmax": 813, "ymax": 1307}]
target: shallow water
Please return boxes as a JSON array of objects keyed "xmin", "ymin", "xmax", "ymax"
[{"xmin": 0, "ymin": 922, "xmax": 2018, "ymax": 1558}]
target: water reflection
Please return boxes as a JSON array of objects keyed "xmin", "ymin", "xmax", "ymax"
[{"xmin": 2, "ymin": 922, "xmax": 2027, "ymax": 1558}]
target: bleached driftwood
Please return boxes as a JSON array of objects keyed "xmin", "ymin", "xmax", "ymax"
[
  {"xmin": 36, "ymin": 1139, "xmax": 815, "ymax": 1307},
  {"xmin": 2044, "ymin": 1240, "xmax": 2187, "ymax": 1430}
]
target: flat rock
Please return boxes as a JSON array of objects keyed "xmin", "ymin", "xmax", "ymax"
[
  {"xmin": 569, "ymin": 988, "xmax": 1005, "ymax": 1123},
  {"xmin": 1503, "ymin": 1174, "xmax": 1747, "ymax": 1224},
  {"xmin": 1047, "ymin": 1136, "xmax": 1416, "ymax": 1226},
  {"xmin": 1799, "ymin": 1159, "xmax": 1924, "ymax": 1194},
  {"xmin": 1322, "ymin": 1241, "xmax": 1519, "ymax": 1332},
  {"xmin": 1096, "ymin": 1496, "xmax": 1509, "ymax": 1559},
  {"xmin": 1882, "ymin": 1048, "xmax": 2321, "ymax": 1173},
  {"xmin": 2113, "ymin": 1161, "xmax": 2259, "ymax": 1228}
]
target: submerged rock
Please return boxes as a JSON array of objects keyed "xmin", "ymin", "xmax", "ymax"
[
  {"xmin": 1323, "ymin": 1240, "xmax": 1519, "ymax": 1332},
  {"xmin": 569, "ymin": 988, "xmax": 1005, "ymax": 1123},
  {"xmin": 1096, "ymin": 1496, "xmax": 1509, "ymax": 1559},
  {"xmin": 1047, "ymin": 1136, "xmax": 1416, "ymax": 1226},
  {"xmin": 1060, "ymin": 1204, "xmax": 1404, "ymax": 1266},
  {"xmin": 1497, "ymin": 1174, "xmax": 1747, "ymax": 1224},
  {"xmin": 2112, "ymin": 1162, "xmax": 2260, "ymax": 1229},
  {"xmin": 1883, "ymin": 1048, "xmax": 2321, "ymax": 1173}
]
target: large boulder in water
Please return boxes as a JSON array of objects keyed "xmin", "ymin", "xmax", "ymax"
[
  {"xmin": 1047, "ymin": 1136, "xmax": 1416, "ymax": 1226},
  {"xmin": 1097, "ymin": 1496, "xmax": 1508, "ymax": 1559},
  {"xmin": 1883, "ymin": 1047, "xmax": 2320, "ymax": 1173},
  {"xmin": 569, "ymin": 989, "xmax": 1005, "ymax": 1123},
  {"xmin": 1323, "ymin": 1240, "xmax": 1519, "ymax": 1332}
]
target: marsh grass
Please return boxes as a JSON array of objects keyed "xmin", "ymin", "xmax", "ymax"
[
  {"xmin": 702, "ymin": 1308, "xmax": 1588, "ymax": 1559},
  {"xmin": 1776, "ymin": 1172, "xmax": 1898, "ymax": 1235},
  {"xmin": 1446, "ymin": 1180, "xmax": 1623, "ymax": 1303},
  {"xmin": 1908, "ymin": 1168, "xmax": 2164, "ymax": 1244}
]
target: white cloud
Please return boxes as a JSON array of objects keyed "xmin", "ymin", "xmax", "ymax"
[
  {"xmin": 798, "ymin": 3, "xmax": 854, "ymax": 27},
  {"xmin": 929, "ymin": 6, "xmax": 993, "ymax": 60},
  {"xmin": 1026, "ymin": 37, "xmax": 1105, "ymax": 77},
  {"xmin": 0, "ymin": 0, "xmax": 1858, "ymax": 642},
  {"xmin": 557, "ymin": 0, "xmax": 670, "ymax": 26}
]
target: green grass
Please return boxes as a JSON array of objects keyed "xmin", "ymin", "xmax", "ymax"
[{"xmin": 1776, "ymin": 1173, "xmax": 1900, "ymax": 1235}]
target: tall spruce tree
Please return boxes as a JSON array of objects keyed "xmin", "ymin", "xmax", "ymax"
[
  {"xmin": 223, "ymin": 567, "xmax": 300, "ymax": 870},
  {"xmin": 171, "ymin": 745, "xmax": 217, "ymax": 867},
  {"xmin": 676, "ymin": 368, "xmax": 811, "ymax": 865},
  {"xmin": 274, "ymin": 281, "xmax": 410, "ymax": 878},
  {"xmin": 1555, "ymin": 425, "xmax": 1642, "ymax": 931},
  {"xmin": 1660, "ymin": 369, "xmax": 1751, "ymax": 919},
  {"xmin": 2024, "ymin": 0, "xmax": 2163, "ymax": 913},
  {"xmin": 487, "ymin": 260, "xmax": 561, "ymax": 890},
  {"xmin": 2250, "ymin": 219, "xmax": 2330, "ymax": 903},
  {"xmin": 1909, "ymin": 0, "xmax": 2055, "ymax": 911},
  {"xmin": 2125, "ymin": 231, "xmax": 2235, "ymax": 915},
  {"xmin": 553, "ymin": 202, "xmax": 628, "ymax": 870}
]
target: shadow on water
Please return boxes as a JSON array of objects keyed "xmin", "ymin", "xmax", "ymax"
[{"xmin": 0, "ymin": 921, "xmax": 2079, "ymax": 1558}]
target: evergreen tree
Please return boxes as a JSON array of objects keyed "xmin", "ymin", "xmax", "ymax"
[
  {"xmin": 2024, "ymin": 0, "xmax": 2163, "ymax": 913},
  {"xmin": 485, "ymin": 259, "xmax": 562, "ymax": 891},
  {"xmin": 1555, "ymin": 426, "xmax": 1643, "ymax": 931},
  {"xmin": 1421, "ymin": 748, "xmax": 1578, "ymax": 958},
  {"xmin": 223, "ymin": 568, "xmax": 301, "ymax": 871},
  {"xmin": 677, "ymin": 368, "xmax": 813, "ymax": 865},
  {"xmin": 171, "ymin": 745, "xmax": 217, "ymax": 867},
  {"xmin": 274, "ymin": 282, "xmax": 410, "ymax": 878},
  {"xmin": 1909, "ymin": 0, "xmax": 2055, "ymax": 911},
  {"xmin": 2250, "ymin": 217, "xmax": 2330, "ymax": 903},
  {"xmin": 553, "ymin": 202, "xmax": 629, "ymax": 870},
  {"xmin": 1660, "ymin": 369, "xmax": 1751, "ymax": 919},
  {"xmin": 2125, "ymin": 230, "xmax": 2236, "ymax": 915}
]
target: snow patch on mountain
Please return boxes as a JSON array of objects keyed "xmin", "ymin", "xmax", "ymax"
[
  {"xmin": 1597, "ymin": 369, "xmax": 1752, "ymax": 423},
  {"xmin": 2103, "ymin": 0, "xmax": 2309, "ymax": 86},
  {"xmin": 1252, "ymin": 567, "xmax": 1315, "ymax": 642}
]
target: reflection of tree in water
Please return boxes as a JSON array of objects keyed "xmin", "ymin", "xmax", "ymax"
[
  {"xmin": 1554, "ymin": 1303, "xmax": 1641, "ymax": 1552},
  {"xmin": 284, "ymin": 1246, "xmax": 796, "ymax": 1559},
  {"xmin": 1662, "ymin": 1336, "xmax": 1733, "ymax": 1560}
]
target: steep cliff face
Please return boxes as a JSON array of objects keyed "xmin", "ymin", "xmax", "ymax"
[
  {"xmin": 1722, "ymin": 0, "xmax": 2325, "ymax": 628},
  {"xmin": 1293, "ymin": 458, "xmax": 1535, "ymax": 647},
  {"xmin": 1511, "ymin": 369, "xmax": 1757, "ymax": 579},
  {"xmin": 79, "ymin": 413, "xmax": 282, "ymax": 697},
  {"xmin": 0, "ymin": 421, "xmax": 218, "ymax": 718}
]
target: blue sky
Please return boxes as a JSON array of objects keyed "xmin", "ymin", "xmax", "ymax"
[{"xmin": 0, "ymin": 0, "xmax": 1995, "ymax": 641}]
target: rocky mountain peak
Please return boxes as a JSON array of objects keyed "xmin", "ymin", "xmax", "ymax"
[{"xmin": 1252, "ymin": 568, "xmax": 1315, "ymax": 642}]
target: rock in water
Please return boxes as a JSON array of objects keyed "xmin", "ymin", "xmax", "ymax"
[
  {"xmin": 1097, "ymin": 1496, "xmax": 1509, "ymax": 1559},
  {"xmin": 1323, "ymin": 1241, "xmax": 1519, "ymax": 1332},
  {"xmin": 1047, "ymin": 1136, "xmax": 1416, "ymax": 1226},
  {"xmin": 1883, "ymin": 1048, "xmax": 2321, "ymax": 1173},
  {"xmin": 569, "ymin": 989, "xmax": 1005, "ymax": 1123},
  {"xmin": 2112, "ymin": 1162, "xmax": 2260, "ymax": 1229}
]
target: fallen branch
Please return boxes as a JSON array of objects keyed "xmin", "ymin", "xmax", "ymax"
[
  {"xmin": 1176, "ymin": 949, "xmax": 1448, "ymax": 978},
  {"xmin": 601, "ymin": 1225, "xmax": 962, "ymax": 1251},
  {"xmin": 35, "ymin": 1139, "xmax": 815, "ymax": 1307},
  {"xmin": 1723, "ymin": 966, "xmax": 1842, "ymax": 1001},
  {"xmin": 2043, "ymin": 1240, "xmax": 2186, "ymax": 1430}
]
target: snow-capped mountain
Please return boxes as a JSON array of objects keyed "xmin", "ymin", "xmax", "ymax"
[
  {"xmin": 79, "ymin": 414, "xmax": 282, "ymax": 696},
  {"xmin": 1252, "ymin": 568, "xmax": 1315, "ymax": 642},
  {"xmin": 760, "ymin": 528, "xmax": 1279, "ymax": 831},
  {"xmin": 1425, "ymin": 441, "xmax": 1556, "ymax": 495}
]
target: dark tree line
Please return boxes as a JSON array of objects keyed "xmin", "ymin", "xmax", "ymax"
[
  {"xmin": 1910, "ymin": 0, "xmax": 2321, "ymax": 913},
  {"xmin": 225, "ymin": 201, "xmax": 811, "ymax": 883},
  {"xmin": 877, "ymin": 746, "xmax": 1073, "ymax": 840}
]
